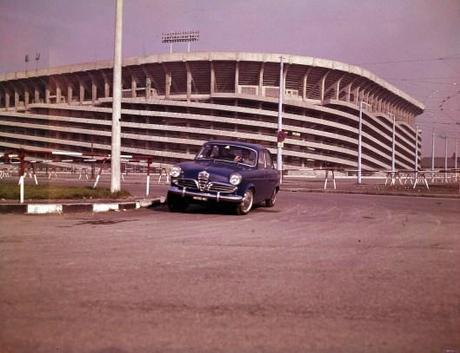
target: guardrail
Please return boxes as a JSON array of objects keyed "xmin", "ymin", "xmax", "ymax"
[{"xmin": 284, "ymin": 167, "xmax": 460, "ymax": 191}]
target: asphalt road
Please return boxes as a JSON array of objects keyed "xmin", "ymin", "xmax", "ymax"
[{"xmin": 0, "ymin": 192, "xmax": 459, "ymax": 353}]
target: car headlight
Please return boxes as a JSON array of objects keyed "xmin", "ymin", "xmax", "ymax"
[
  {"xmin": 229, "ymin": 173, "xmax": 242, "ymax": 186},
  {"xmin": 170, "ymin": 166, "xmax": 182, "ymax": 178}
]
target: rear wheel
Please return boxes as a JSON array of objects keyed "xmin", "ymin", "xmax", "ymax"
[
  {"xmin": 265, "ymin": 188, "xmax": 278, "ymax": 207},
  {"xmin": 167, "ymin": 193, "xmax": 188, "ymax": 212},
  {"xmin": 235, "ymin": 189, "xmax": 254, "ymax": 215}
]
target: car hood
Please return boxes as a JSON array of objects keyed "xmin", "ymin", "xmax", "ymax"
[{"xmin": 178, "ymin": 160, "xmax": 250, "ymax": 182}]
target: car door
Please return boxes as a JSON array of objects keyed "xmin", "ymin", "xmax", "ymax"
[{"xmin": 264, "ymin": 150, "xmax": 279, "ymax": 195}]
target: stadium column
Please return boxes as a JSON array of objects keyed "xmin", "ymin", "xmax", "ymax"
[
  {"xmin": 165, "ymin": 71, "xmax": 171, "ymax": 99},
  {"xmin": 24, "ymin": 90, "xmax": 29, "ymax": 110},
  {"xmin": 353, "ymin": 86, "xmax": 359, "ymax": 104},
  {"xmin": 186, "ymin": 63, "xmax": 191, "ymax": 101},
  {"xmin": 334, "ymin": 80, "xmax": 340, "ymax": 100},
  {"xmin": 346, "ymin": 84, "xmax": 352, "ymax": 102},
  {"xmin": 45, "ymin": 85, "xmax": 50, "ymax": 104},
  {"xmin": 319, "ymin": 71, "xmax": 329, "ymax": 103},
  {"xmin": 34, "ymin": 87, "xmax": 40, "ymax": 103},
  {"xmin": 67, "ymin": 85, "xmax": 73, "ymax": 104},
  {"xmin": 14, "ymin": 89, "xmax": 19, "ymax": 111},
  {"xmin": 104, "ymin": 79, "xmax": 110, "ymax": 98},
  {"xmin": 234, "ymin": 62, "xmax": 239, "ymax": 94},
  {"xmin": 131, "ymin": 76, "xmax": 137, "ymax": 98},
  {"xmin": 56, "ymin": 85, "xmax": 61, "ymax": 103},
  {"xmin": 210, "ymin": 62, "xmax": 215, "ymax": 95},
  {"xmin": 79, "ymin": 81, "xmax": 85, "ymax": 104},
  {"xmin": 258, "ymin": 62, "xmax": 264, "ymax": 96},
  {"xmin": 5, "ymin": 91, "xmax": 9, "ymax": 109},
  {"xmin": 302, "ymin": 71, "xmax": 308, "ymax": 100},
  {"xmin": 146, "ymin": 77, "xmax": 151, "ymax": 100},
  {"xmin": 92, "ymin": 80, "xmax": 98, "ymax": 103}
]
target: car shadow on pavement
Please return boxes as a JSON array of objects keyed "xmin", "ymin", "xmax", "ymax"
[{"xmin": 150, "ymin": 203, "xmax": 281, "ymax": 215}]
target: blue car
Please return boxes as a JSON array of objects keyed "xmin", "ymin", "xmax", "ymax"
[{"xmin": 167, "ymin": 140, "xmax": 280, "ymax": 215}]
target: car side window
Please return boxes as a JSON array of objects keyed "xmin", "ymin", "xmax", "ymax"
[
  {"xmin": 258, "ymin": 151, "xmax": 266, "ymax": 169},
  {"xmin": 264, "ymin": 151, "xmax": 274, "ymax": 169}
]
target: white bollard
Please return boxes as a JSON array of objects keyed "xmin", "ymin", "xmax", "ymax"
[
  {"xmin": 93, "ymin": 174, "xmax": 101, "ymax": 189},
  {"xmin": 146, "ymin": 175, "xmax": 150, "ymax": 196},
  {"xmin": 18, "ymin": 175, "xmax": 25, "ymax": 204}
]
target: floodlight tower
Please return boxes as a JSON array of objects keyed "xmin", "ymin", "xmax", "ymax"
[{"xmin": 162, "ymin": 31, "xmax": 200, "ymax": 53}]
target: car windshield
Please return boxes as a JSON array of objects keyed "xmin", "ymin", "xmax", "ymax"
[{"xmin": 196, "ymin": 143, "xmax": 257, "ymax": 167}]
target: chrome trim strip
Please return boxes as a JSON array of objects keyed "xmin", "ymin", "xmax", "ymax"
[{"xmin": 169, "ymin": 186, "xmax": 242, "ymax": 203}]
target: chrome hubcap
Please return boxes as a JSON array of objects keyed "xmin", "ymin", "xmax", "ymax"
[
  {"xmin": 271, "ymin": 190, "xmax": 277, "ymax": 203},
  {"xmin": 241, "ymin": 190, "xmax": 253, "ymax": 212},
  {"xmin": 242, "ymin": 191, "xmax": 253, "ymax": 212}
]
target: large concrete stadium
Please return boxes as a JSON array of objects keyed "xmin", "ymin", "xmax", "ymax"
[{"xmin": 0, "ymin": 52, "xmax": 424, "ymax": 171}]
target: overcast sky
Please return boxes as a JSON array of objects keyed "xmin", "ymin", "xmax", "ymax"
[{"xmin": 0, "ymin": 0, "xmax": 459, "ymax": 156}]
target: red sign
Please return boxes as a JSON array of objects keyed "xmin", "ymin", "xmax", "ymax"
[{"xmin": 277, "ymin": 130, "xmax": 287, "ymax": 143}]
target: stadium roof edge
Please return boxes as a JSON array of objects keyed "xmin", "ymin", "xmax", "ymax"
[{"xmin": 0, "ymin": 51, "xmax": 425, "ymax": 112}]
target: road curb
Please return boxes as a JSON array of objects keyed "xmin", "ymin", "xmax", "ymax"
[
  {"xmin": 283, "ymin": 187, "xmax": 460, "ymax": 199},
  {"xmin": 0, "ymin": 198, "xmax": 162, "ymax": 214}
]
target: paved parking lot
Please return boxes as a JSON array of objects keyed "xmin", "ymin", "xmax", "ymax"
[{"xmin": 0, "ymin": 191, "xmax": 459, "ymax": 353}]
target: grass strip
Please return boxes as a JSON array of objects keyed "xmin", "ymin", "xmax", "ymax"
[{"xmin": 0, "ymin": 182, "xmax": 130, "ymax": 200}]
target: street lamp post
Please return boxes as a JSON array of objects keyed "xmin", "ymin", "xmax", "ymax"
[
  {"xmin": 431, "ymin": 129, "xmax": 436, "ymax": 173},
  {"xmin": 357, "ymin": 100, "xmax": 370, "ymax": 184},
  {"xmin": 444, "ymin": 135, "xmax": 448, "ymax": 182},
  {"xmin": 277, "ymin": 56, "xmax": 284, "ymax": 183},
  {"xmin": 415, "ymin": 127, "xmax": 421, "ymax": 176},
  {"xmin": 111, "ymin": 0, "xmax": 123, "ymax": 193},
  {"xmin": 455, "ymin": 139, "xmax": 458, "ymax": 170},
  {"xmin": 455, "ymin": 139, "xmax": 458, "ymax": 182}
]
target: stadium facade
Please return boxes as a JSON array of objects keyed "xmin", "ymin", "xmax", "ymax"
[{"xmin": 0, "ymin": 52, "xmax": 424, "ymax": 171}]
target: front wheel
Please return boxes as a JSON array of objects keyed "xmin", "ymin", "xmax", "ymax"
[
  {"xmin": 265, "ymin": 188, "xmax": 278, "ymax": 207},
  {"xmin": 235, "ymin": 189, "xmax": 254, "ymax": 215},
  {"xmin": 167, "ymin": 193, "xmax": 188, "ymax": 212}
]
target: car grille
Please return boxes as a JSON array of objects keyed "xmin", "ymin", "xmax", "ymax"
[
  {"xmin": 208, "ymin": 182, "xmax": 237, "ymax": 193},
  {"xmin": 176, "ymin": 179, "xmax": 198, "ymax": 189},
  {"xmin": 198, "ymin": 171, "xmax": 210, "ymax": 191},
  {"xmin": 175, "ymin": 178, "xmax": 236, "ymax": 194}
]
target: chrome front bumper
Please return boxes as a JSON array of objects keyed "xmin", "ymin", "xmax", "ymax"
[{"xmin": 168, "ymin": 186, "xmax": 243, "ymax": 203}]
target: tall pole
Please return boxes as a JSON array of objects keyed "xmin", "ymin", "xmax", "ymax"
[
  {"xmin": 455, "ymin": 139, "xmax": 458, "ymax": 170},
  {"xmin": 358, "ymin": 103, "xmax": 363, "ymax": 184},
  {"xmin": 415, "ymin": 127, "xmax": 420, "ymax": 173},
  {"xmin": 455, "ymin": 139, "xmax": 458, "ymax": 182},
  {"xmin": 444, "ymin": 136, "xmax": 448, "ymax": 169},
  {"xmin": 431, "ymin": 129, "xmax": 435, "ymax": 172},
  {"xmin": 111, "ymin": 0, "xmax": 123, "ymax": 193},
  {"xmin": 444, "ymin": 136, "xmax": 448, "ymax": 182},
  {"xmin": 357, "ymin": 101, "xmax": 369, "ymax": 184},
  {"xmin": 390, "ymin": 113, "xmax": 396, "ymax": 173},
  {"xmin": 277, "ymin": 56, "xmax": 284, "ymax": 182}
]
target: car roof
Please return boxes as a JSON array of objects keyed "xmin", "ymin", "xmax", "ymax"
[{"xmin": 204, "ymin": 140, "xmax": 266, "ymax": 151}]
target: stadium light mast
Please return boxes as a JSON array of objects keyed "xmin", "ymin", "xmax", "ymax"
[
  {"xmin": 111, "ymin": 0, "xmax": 123, "ymax": 193},
  {"xmin": 162, "ymin": 31, "xmax": 200, "ymax": 53}
]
